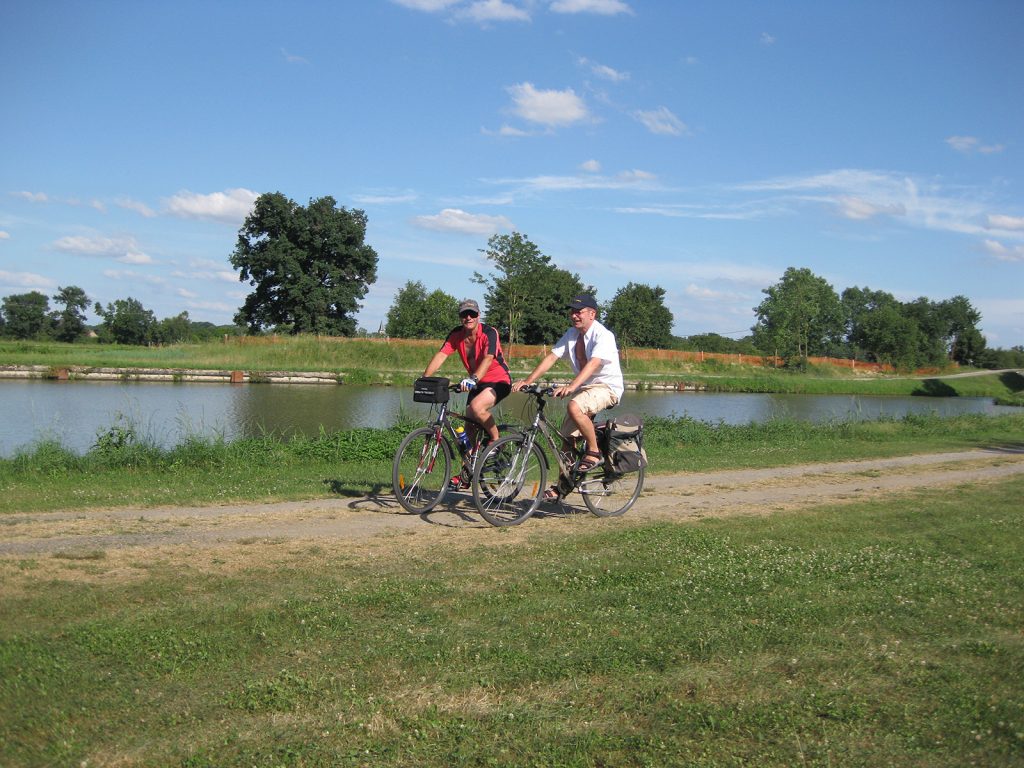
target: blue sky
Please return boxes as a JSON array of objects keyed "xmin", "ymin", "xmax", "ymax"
[{"xmin": 2, "ymin": 0, "xmax": 1023, "ymax": 346}]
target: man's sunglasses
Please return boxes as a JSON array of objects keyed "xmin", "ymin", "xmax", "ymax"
[{"xmin": 460, "ymin": 311, "xmax": 479, "ymax": 319}]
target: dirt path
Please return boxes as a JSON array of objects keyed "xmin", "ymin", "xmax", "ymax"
[{"xmin": 2, "ymin": 448, "xmax": 1023, "ymax": 560}]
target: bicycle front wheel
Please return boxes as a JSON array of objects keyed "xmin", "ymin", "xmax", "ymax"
[
  {"xmin": 472, "ymin": 435, "xmax": 547, "ymax": 526},
  {"xmin": 580, "ymin": 466, "xmax": 645, "ymax": 517},
  {"xmin": 392, "ymin": 426, "xmax": 452, "ymax": 514}
]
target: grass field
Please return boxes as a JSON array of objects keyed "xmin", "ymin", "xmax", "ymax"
[
  {"xmin": 1, "ymin": 475, "xmax": 1021, "ymax": 766},
  {"xmin": 2, "ymin": 337, "xmax": 1022, "ymax": 397}
]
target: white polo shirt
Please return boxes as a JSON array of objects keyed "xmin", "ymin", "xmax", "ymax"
[{"xmin": 552, "ymin": 319, "xmax": 624, "ymax": 399}]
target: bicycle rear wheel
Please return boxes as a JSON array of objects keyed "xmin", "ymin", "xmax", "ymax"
[
  {"xmin": 472, "ymin": 435, "xmax": 547, "ymax": 526},
  {"xmin": 580, "ymin": 466, "xmax": 644, "ymax": 517},
  {"xmin": 392, "ymin": 426, "xmax": 452, "ymax": 514}
]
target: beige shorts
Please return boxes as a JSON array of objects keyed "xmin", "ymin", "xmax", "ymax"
[{"xmin": 558, "ymin": 384, "xmax": 620, "ymax": 439}]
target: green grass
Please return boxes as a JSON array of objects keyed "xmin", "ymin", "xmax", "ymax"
[
  {"xmin": 1, "ymin": 412, "xmax": 1022, "ymax": 514},
  {"xmin": 3, "ymin": 337, "xmax": 1022, "ymax": 397},
  {"xmin": 1, "ymin": 477, "xmax": 1022, "ymax": 766}
]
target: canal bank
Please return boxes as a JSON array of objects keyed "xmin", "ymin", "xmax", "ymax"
[{"xmin": 0, "ymin": 365, "xmax": 710, "ymax": 391}]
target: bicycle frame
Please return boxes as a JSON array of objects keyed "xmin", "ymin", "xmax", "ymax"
[{"xmin": 515, "ymin": 387, "xmax": 583, "ymax": 480}]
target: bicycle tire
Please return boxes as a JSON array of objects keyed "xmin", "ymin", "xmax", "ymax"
[
  {"xmin": 472, "ymin": 434, "xmax": 547, "ymax": 527},
  {"xmin": 580, "ymin": 465, "xmax": 645, "ymax": 517},
  {"xmin": 392, "ymin": 426, "xmax": 453, "ymax": 514}
]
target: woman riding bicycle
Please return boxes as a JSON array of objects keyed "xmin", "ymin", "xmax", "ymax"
[{"xmin": 422, "ymin": 299, "xmax": 512, "ymax": 449}]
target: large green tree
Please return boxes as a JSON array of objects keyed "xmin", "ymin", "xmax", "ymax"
[
  {"xmin": 385, "ymin": 281, "xmax": 460, "ymax": 339},
  {"xmin": 52, "ymin": 285, "xmax": 90, "ymax": 342},
  {"xmin": 604, "ymin": 283, "xmax": 674, "ymax": 349},
  {"xmin": 231, "ymin": 192, "xmax": 379, "ymax": 335},
  {"xmin": 2, "ymin": 291, "xmax": 51, "ymax": 339},
  {"xmin": 94, "ymin": 297, "xmax": 157, "ymax": 345},
  {"xmin": 472, "ymin": 232, "xmax": 586, "ymax": 345},
  {"xmin": 752, "ymin": 267, "xmax": 844, "ymax": 362}
]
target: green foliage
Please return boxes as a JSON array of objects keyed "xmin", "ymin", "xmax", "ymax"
[
  {"xmin": 51, "ymin": 285, "xmax": 90, "ymax": 342},
  {"xmin": 753, "ymin": 267, "xmax": 845, "ymax": 362},
  {"xmin": 1, "ymin": 291, "xmax": 51, "ymax": 339},
  {"xmin": 94, "ymin": 296, "xmax": 157, "ymax": 345},
  {"xmin": 384, "ymin": 281, "xmax": 459, "ymax": 339},
  {"xmin": 473, "ymin": 232, "xmax": 588, "ymax": 345},
  {"xmin": 230, "ymin": 192, "xmax": 379, "ymax": 336},
  {"xmin": 673, "ymin": 332, "xmax": 758, "ymax": 354},
  {"xmin": 604, "ymin": 282, "xmax": 674, "ymax": 349}
]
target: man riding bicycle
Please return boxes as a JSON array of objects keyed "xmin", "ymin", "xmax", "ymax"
[
  {"xmin": 512, "ymin": 293, "xmax": 624, "ymax": 497},
  {"xmin": 423, "ymin": 299, "xmax": 512, "ymax": 449}
]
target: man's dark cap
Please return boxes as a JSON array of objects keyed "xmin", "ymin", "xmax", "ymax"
[{"xmin": 567, "ymin": 293, "xmax": 597, "ymax": 311}]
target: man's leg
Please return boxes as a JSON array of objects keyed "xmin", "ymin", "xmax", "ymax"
[
  {"xmin": 467, "ymin": 386, "xmax": 500, "ymax": 443},
  {"xmin": 558, "ymin": 385, "xmax": 618, "ymax": 464}
]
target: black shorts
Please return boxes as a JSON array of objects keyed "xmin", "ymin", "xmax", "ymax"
[{"xmin": 468, "ymin": 380, "xmax": 511, "ymax": 405}]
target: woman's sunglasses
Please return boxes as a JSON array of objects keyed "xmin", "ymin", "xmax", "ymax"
[{"xmin": 460, "ymin": 311, "xmax": 479, "ymax": 319}]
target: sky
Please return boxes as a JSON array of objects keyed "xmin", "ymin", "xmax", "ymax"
[{"xmin": 2, "ymin": 0, "xmax": 1023, "ymax": 347}]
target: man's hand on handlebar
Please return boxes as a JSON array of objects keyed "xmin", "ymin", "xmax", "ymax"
[{"xmin": 552, "ymin": 384, "xmax": 575, "ymax": 398}]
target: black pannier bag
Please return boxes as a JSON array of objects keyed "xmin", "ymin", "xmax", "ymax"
[
  {"xmin": 600, "ymin": 414, "xmax": 648, "ymax": 474},
  {"xmin": 413, "ymin": 376, "xmax": 450, "ymax": 403}
]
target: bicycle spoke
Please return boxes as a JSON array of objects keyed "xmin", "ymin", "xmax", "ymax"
[{"xmin": 472, "ymin": 435, "xmax": 546, "ymax": 526}]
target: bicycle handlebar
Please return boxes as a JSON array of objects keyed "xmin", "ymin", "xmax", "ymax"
[{"xmin": 518, "ymin": 383, "xmax": 557, "ymax": 397}]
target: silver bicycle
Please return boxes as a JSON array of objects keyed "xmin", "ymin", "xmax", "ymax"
[{"xmin": 471, "ymin": 385, "xmax": 645, "ymax": 526}]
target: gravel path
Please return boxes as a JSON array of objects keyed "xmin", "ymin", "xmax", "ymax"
[{"xmin": 2, "ymin": 447, "xmax": 1022, "ymax": 558}]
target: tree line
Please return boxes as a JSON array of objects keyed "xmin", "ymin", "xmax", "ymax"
[
  {"xmin": 0, "ymin": 288, "xmax": 236, "ymax": 345},
  {"xmin": 5, "ymin": 191, "xmax": 1020, "ymax": 370}
]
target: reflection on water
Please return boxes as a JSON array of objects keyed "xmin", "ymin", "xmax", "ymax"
[{"xmin": 0, "ymin": 379, "xmax": 1015, "ymax": 457}]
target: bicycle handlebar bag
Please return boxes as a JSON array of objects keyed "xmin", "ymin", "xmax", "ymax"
[{"xmin": 413, "ymin": 376, "xmax": 450, "ymax": 403}]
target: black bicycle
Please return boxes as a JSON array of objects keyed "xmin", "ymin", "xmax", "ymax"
[
  {"xmin": 471, "ymin": 385, "xmax": 645, "ymax": 526},
  {"xmin": 391, "ymin": 377, "xmax": 501, "ymax": 514}
]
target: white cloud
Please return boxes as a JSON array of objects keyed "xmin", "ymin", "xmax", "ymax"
[
  {"xmin": 618, "ymin": 169, "xmax": 656, "ymax": 182},
  {"xmin": 633, "ymin": 106, "xmax": 688, "ymax": 136},
  {"xmin": 391, "ymin": 0, "xmax": 461, "ymax": 10},
  {"xmin": 486, "ymin": 124, "xmax": 533, "ymax": 137},
  {"xmin": 580, "ymin": 159, "xmax": 601, "ymax": 173},
  {"xmin": 13, "ymin": 191, "xmax": 48, "ymax": 203},
  {"xmin": 946, "ymin": 135, "xmax": 1005, "ymax": 154},
  {"xmin": 982, "ymin": 239, "xmax": 1024, "ymax": 262},
  {"xmin": 0, "ymin": 270, "xmax": 54, "ymax": 289},
  {"xmin": 115, "ymin": 197, "xmax": 157, "ymax": 218},
  {"xmin": 281, "ymin": 48, "xmax": 310, "ymax": 64},
  {"xmin": 53, "ymin": 234, "xmax": 153, "ymax": 264},
  {"xmin": 734, "ymin": 169, "xmax": 1003, "ymax": 238},
  {"xmin": 352, "ymin": 190, "xmax": 418, "ymax": 205},
  {"xmin": 459, "ymin": 0, "xmax": 530, "ymax": 22},
  {"xmin": 163, "ymin": 188, "xmax": 258, "ymax": 224},
  {"xmin": 176, "ymin": 287, "xmax": 199, "ymax": 299},
  {"xmin": 761, "ymin": 32, "xmax": 776, "ymax": 45},
  {"xmin": 578, "ymin": 56, "xmax": 629, "ymax": 82},
  {"xmin": 492, "ymin": 172, "xmax": 661, "ymax": 193},
  {"xmin": 507, "ymin": 82, "xmax": 589, "ymax": 127},
  {"xmin": 988, "ymin": 214, "xmax": 1024, "ymax": 231},
  {"xmin": 550, "ymin": 0, "xmax": 633, "ymax": 15},
  {"xmin": 836, "ymin": 196, "xmax": 906, "ymax": 220},
  {"xmin": 411, "ymin": 208, "xmax": 513, "ymax": 234},
  {"xmin": 102, "ymin": 269, "xmax": 167, "ymax": 285},
  {"xmin": 0, "ymin": 231, "xmax": 9, "ymax": 240},
  {"xmin": 67, "ymin": 197, "xmax": 106, "ymax": 212}
]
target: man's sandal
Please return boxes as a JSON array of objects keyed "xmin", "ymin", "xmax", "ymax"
[
  {"xmin": 577, "ymin": 450, "xmax": 603, "ymax": 473},
  {"xmin": 542, "ymin": 485, "xmax": 561, "ymax": 501}
]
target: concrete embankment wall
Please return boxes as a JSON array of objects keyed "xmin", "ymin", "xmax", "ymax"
[{"xmin": 0, "ymin": 365, "xmax": 707, "ymax": 391}]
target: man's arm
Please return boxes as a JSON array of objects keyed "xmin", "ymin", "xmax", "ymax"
[
  {"xmin": 554, "ymin": 357, "xmax": 604, "ymax": 398},
  {"xmin": 512, "ymin": 351, "xmax": 560, "ymax": 391},
  {"xmin": 423, "ymin": 350, "xmax": 449, "ymax": 377}
]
